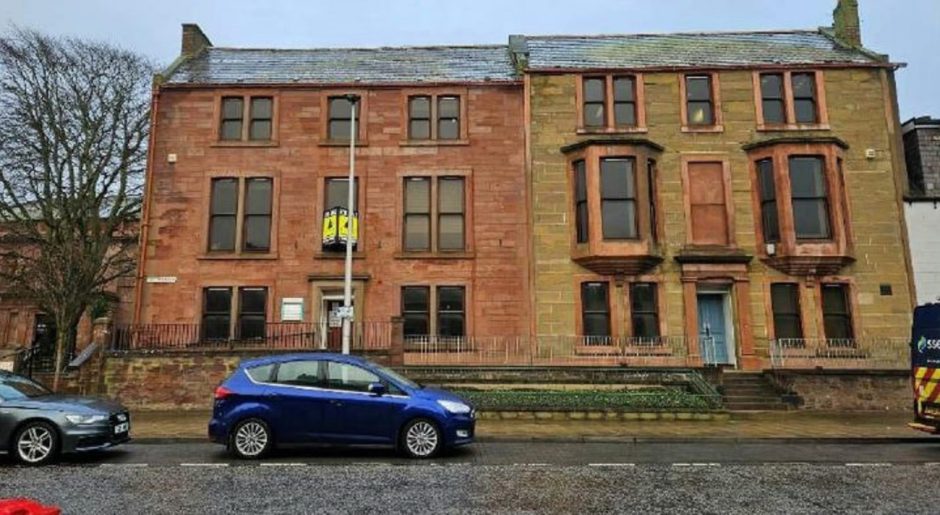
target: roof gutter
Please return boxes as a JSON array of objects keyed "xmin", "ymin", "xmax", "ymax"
[
  {"xmin": 157, "ymin": 79, "xmax": 523, "ymax": 89},
  {"xmin": 524, "ymin": 61, "xmax": 903, "ymax": 75}
]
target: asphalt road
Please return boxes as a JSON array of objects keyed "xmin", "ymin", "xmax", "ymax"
[{"xmin": 2, "ymin": 442, "xmax": 940, "ymax": 514}]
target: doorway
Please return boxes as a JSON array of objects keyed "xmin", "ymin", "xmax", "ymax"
[
  {"xmin": 320, "ymin": 295, "xmax": 353, "ymax": 351},
  {"xmin": 696, "ymin": 288, "xmax": 736, "ymax": 366}
]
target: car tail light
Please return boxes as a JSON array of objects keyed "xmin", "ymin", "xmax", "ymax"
[{"xmin": 214, "ymin": 385, "xmax": 233, "ymax": 400}]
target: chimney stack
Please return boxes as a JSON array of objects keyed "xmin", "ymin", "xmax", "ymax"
[
  {"xmin": 832, "ymin": 0, "xmax": 862, "ymax": 48},
  {"xmin": 181, "ymin": 23, "xmax": 212, "ymax": 57}
]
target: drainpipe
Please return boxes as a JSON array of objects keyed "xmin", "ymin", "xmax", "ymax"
[{"xmin": 132, "ymin": 83, "xmax": 161, "ymax": 325}]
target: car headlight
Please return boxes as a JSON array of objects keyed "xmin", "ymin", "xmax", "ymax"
[
  {"xmin": 437, "ymin": 400, "xmax": 472, "ymax": 414},
  {"xmin": 65, "ymin": 414, "xmax": 107, "ymax": 425}
]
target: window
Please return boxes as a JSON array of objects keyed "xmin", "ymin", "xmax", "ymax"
[
  {"xmin": 581, "ymin": 282, "xmax": 611, "ymax": 341},
  {"xmin": 770, "ymin": 283, "xmax": 803, "ymax": 339},
  {"xmin": 237, "ymin": 287, "xmax": 267, "ymax": 339},
  {"xmin": 822, "ymin": 284, "xmax": 853, "ymax": 341},
  {"xmin": 574, "ymin": 160, "xmax": 588, "ymax": 243},
  {"xmin": 325, "ymin": 178, "xmax": 358, "ymax": 211},
  {"xmin": 249, "ymin": 97, "xmax": 273, "ymax": 140},
  {"xmin": 582, "ymin": 77, "xmax": 606, "ymax": 128},
  {"xmin": 756, "ymin": 159, "xmax": 780, "ymax": 243},
  {"xmin": 788, "ymin": 156, "xmax": 830, "ymax": 239},
  {"xmin": 328, "ymin": 96, "xmax": 360, "ymax": 140},
  {"xmin": 219, "ymin": 96, "xmax": 274, "ymax": 141},
  {"xmin": 220, "ymin": 97, "xmax": 243, "ymax": 141},
  {"xmin": 613, "ymin": 76, "xmax": 636, "ymax": 126},
  {"xmin": 209, "ymin": 178, "xmax": 238, "ymax": 251},
  {"xmin": 404, "ymin": 178, "xmax": 431, "ymax": 251},
  {"xmin": 437, "ymin": 286, "xmax": 465, "ymax": 339},
  {"xmin": 630, "ymin": 283, "xmax": 659, "ymax": 339},
  {"xmin": 684, "ymin": 75, "xmax": 714, "ymax": 126},
  {"xmin": 438, "ymin": 177, "xmax": 464, "ymax": 250},
  {"xmin": 759, "ymin": 73, "xmax": 785, "ymax": 124},
  {"xmin": 246, "ymin": 364, "xmax": 275, "ymax": 383},
  {"xmin": 756, "ymin": 71, "xmax": 823, "ymax": 127},
  {"xmin": 647, "ymin": 159, "xmax": 658, "ymax": 244},
  {"xmin": 792, "ymin": 73, "xmax": 818, "ymax": 124},
  {"xmin": 202, "ymin": 287, "xmax": 232, "ymax": 340},
  {"xmin": 402, "ymin": 286, "xmax": 430, "ymax": 340},
  {"xmin": 402, "ymin": 176, "xmax": 465, "ymax": 252},
  {"xmin": 243, "ymin": 178, "xmax": 272, "ymax": 252},
  {"xmin": 275, "ymin": 360, "xmax": 322, "ymax": 387},
  {"xmin": 208, "ymin": 177, "xmax": 274, "ymax": 254},
  {"xmin": 599, "ymin": 158, "xmax": 637, "ymax": 239},
  {"xmin": 408, "ymin": 96, "xmax": 431, "ymax": 140},
  {"xmin": 437, "ymin": 96, "xmax": 460, "ymax": 140},
  {"xmin": 325, "ymin": 361, "xmax": 380, "ymax": 393}
]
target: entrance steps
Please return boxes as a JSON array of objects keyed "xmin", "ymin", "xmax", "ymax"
[{"xmin": 718, "ymin": 372, "xmax": 794, "ymax": 411}]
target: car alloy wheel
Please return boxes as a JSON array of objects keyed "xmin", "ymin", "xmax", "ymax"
[
  {"xmin": 15, "ymin": 422, "xmax": 58, "ymax": 465},
  {"xmin": 232, "ymin": 419, "xmax": 270, "ymax": 459},
  {"xmin": 403, "ymin": 419, "xmax": 440, "ymax": 458}
]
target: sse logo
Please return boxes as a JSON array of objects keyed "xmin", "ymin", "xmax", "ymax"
[{"xmin": 918, "ymin": 336, "xmax": 940, "ymax": 353}]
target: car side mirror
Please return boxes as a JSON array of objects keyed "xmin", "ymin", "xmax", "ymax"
[{"xmin": 368, "ymin": 382, "xmax": 386, "ymax": 396}]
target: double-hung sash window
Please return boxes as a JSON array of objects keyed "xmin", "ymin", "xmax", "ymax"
[
  {"xmin": 612, "ymin": 76, "xmax": 636, "ymax": 126},
  {"xmin": 581, "ymin": 282, "xmax": 611, "ymax": 341},
  {"xmin": 404, "ymin": 178, "xmax": 431, "ymax": 251},
  {"xmin": 573, "ymin": 160, "xmax": 588, "ymax": 243},
  {"xmin": 437, "ymin": 286, "xmax": 465, "ymax": 339},
  {"xmin": 237, "ymin": 287, "xmax": 268, "ymax": 339},
  {"xmin": 822, "ymin": 284, "xmax": 854, "ymax": 343},
  {"xmin": 582, "ymin": 78, "xmax": 606, "ymax": 128},
  {"xmin": 202, "ymin": 287, "xmax": 233, "ymax": 340},
  {"xmin": 220, "ymin": 96, "xmax": 273, "ymax": 141},
  {"xmin": 599, "ymin": 158, "xmax": 637, "ymax": 239},
  {"xmin": 328, "ymin": 96, "xmax": 359, "ymax": 141},
  {"xmin": 770, "ymin": 283, "xmax": 803, "ymax": 339},
  {"xmin": 684, "ymin": 75, "xmax": 714, "ymax": 126},
  {"xmin": 243, "ymin": 178, "xmax": 272, "ymax": 252},
  {"xmin": 438, "ymin": 178, "xmax": 465, "ymax": 250},
  {"xmin": 209, "ymin": 178, "xmax": 238, "ymax": 251},
  {"xmin": 248, "ymin": 97, "xmax": 273, "ymax": 140},
  {"xmin": 791, "ymin": 73, "xmax": 818, "ymax": 124},
  {"xmin": 756, "ymin": 159, "xmax": 780, "ymax": 243},
  {"xmin": 220, "ymin": 97, "xmax": 244, "ymax": 141},
  {"xmin": 788, "ymin": 156, "xmax": 830, "ymax": 240},
  {"xmin": 401, "ymin": 286, "xmax": 430, "ymax": 340},
  {"xmin": 630, "ymin": 283, "xmax": 660, "ymax": 340},
  {"xmin": 759, "ymin": 73, "xmax": 786, "ymax": 124},
  {"xmin": 437, "ymin": 96, "xmax": 460, "ymax": 140},
  {"xmin": 408, "ymin": 96, "xmax": 431, "ymax": 140}
]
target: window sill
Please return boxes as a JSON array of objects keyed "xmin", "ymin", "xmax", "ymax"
[
  {"xmin": 198, "ymin": 252, "xmax": 279, "ymax": 260},
  {"xmin": 314, "ymin": 252, "xmax": 366, "ymax": 260},
  {"xmin": 757, "ymin": 124, "xmax": 831, "ymax": 132},
  {"xmin": 211, "ymin": 140, "xmax": 279, "ymax": 148},
  {"xmin": 318, "ymin": 140, "xmax": 370, "ymax": 147},
  {"xmin": 394, "ymin": 251, "xmax": 475, "ymax": 260},
  {"xmin": 398, "ymin": 139, "xmax": 470, "ymax": 147},
  {"xmin": 576, "ymin": 127, "xmax": 648, "ymax": 135},
  {"xmin": 680, "ymin": 125, "xmax": 724, "ymax": 134}
]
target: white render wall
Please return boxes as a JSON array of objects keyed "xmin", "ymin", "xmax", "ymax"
[{"xmin": 906, "ymin": 200, "xmax": 940, "ymax": 305}]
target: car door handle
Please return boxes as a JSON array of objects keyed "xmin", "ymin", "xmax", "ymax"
[
  {"xmin": 329, "ymin": 400, "xmax": 343, "ymax": 406},
  {"xmin": 265, "ymin": 392, "xmax": 280, "ymax": 398}
]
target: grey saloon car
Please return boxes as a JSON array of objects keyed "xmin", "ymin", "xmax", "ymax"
[{"xmin": 0, "ymin": 370, "xmax": 130, "ymax": 465}]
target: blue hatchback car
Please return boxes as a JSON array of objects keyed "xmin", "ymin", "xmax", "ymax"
[{"xmin": 209, "ymin": 353, "xmax": 475, "ymax": 459}]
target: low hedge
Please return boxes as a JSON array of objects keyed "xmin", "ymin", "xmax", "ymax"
[{"xmin": 454, "ymin": 388, "xmax": 717, "ymax": 411}]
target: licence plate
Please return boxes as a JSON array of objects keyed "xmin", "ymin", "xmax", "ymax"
[{"xmin": 114, "ymin": 422, "xmax": 129, "ymax": 434}]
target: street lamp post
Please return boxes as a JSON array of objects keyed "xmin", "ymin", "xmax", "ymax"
[{"xmin": 341, "ymin": 94, "xmax": 359, "ymax": 355}]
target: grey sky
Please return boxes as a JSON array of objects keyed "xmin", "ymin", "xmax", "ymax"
[{"xmin": 5, "ymin": 0, "xmax": 938, "ymax": 119}]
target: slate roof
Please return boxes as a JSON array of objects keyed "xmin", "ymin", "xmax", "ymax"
[
  {"xmin": 518, "ymin": 30, "xmax": 883, "ymax": 70},
  {"xmin": 163, "ymin": 45, "xmax": 517, "ymax": 85}
]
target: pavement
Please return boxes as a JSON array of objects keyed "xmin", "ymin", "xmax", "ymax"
[
  {"xmin": 130, "ymin": 409, "xmax": 925, "ymax": 442},
  {"xmin": 3, "ymin": 441, "xmax": 940, "ymax": 514}
]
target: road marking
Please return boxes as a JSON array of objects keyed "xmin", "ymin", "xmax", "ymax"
[
  {"xmin": 672, "ymin": 463, "xmax": 719, "ymax": 467},
  {"xmin": 672, "ymin": 463, "xmax": 691, "ymax": 467},
  {"xmin": 845, "ymin": 463, "xmax": 892, "ymax": 467},
  {"xmin": 588, "ymin": 463, "xmax": 636, "ymax": 467},
  {"xmin": 923, "ymin": 462, "xmax": 940, "ymax": 467},
  {"xmin": 260, "ymin": 462, "xmax": 306, "ymax": 467},
  {"xmin": 180, "ymin": 463, "xmax": 229, "ymax": 467},
  {"xmin": 100, "ymin": 463, "xmax": 148, "ymax": 468},
  {"xmin": 522, "ymin": 463, "xmax": 549, "ymax": 467}
]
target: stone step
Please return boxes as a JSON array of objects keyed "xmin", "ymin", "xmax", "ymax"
[{"xmin": 723, "ymin": 401, "xmax": 792, "ymax": 411}]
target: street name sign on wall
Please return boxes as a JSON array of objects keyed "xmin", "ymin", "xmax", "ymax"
[{"xmin": 146, "ymin": 276, "xmax": 178, "ymax": 284}]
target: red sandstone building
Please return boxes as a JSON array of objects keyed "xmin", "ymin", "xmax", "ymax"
[{"xmin": 132, "ymin": 25, "xmax": 530, "ymax": 350}]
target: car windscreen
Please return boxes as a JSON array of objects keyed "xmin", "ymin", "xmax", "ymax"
[
  {"xmin": 372, "ymin": 363, "xmax": 421, "ymax": 390},
  {"xmin": 0, "ymin": 374, "xmax": 51, "ymax": 400}
]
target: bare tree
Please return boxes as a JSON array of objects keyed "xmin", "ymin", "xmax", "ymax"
[{"xmin": 0, "ymin": 28, "xmax": 152, "ymax": 389}]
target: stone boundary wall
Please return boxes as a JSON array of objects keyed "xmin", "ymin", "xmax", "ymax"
[{"xmin": 768, "ymin": 370, "xmax": 911, "ymax": 412}]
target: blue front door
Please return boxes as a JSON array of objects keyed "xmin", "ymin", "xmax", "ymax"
[{"xmin": 697, "ymin": 294, "xmax": 730, "ymax": 365}]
